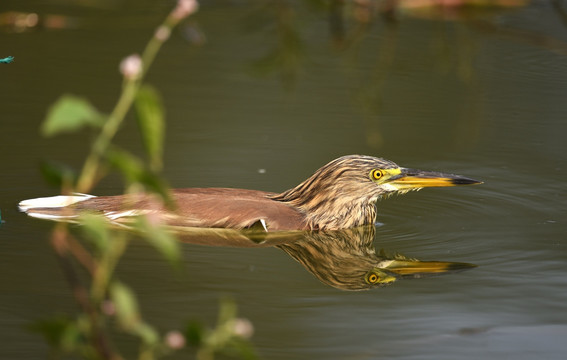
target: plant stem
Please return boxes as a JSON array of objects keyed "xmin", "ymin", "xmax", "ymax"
[
  {"xmin": 77, "ymin": 79, "xmax": 138, "ymax": 193},
  {"xmin": 51, "ymin": 224, "xmax": 119, "ymax": 359},
  {"xmin": 91, "ymin": 236, "xmax": 129, "ymax": 304},
  {"xmin": 76, "ymin": 14, "xmax": 179, "ymax": 193}
]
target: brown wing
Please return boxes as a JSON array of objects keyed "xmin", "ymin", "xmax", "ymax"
[
  {"xmin": 170, "ymin": 188, "xmax": 308, "ymax": 231},
  {"xmin": 77, "ymin": 188, "xmax": 308, "ymax": 231}
]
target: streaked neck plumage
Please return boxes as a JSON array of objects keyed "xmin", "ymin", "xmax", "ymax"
[{"xmin": 270, "ymin": 159, "xmax": 384, "ymax": 230}]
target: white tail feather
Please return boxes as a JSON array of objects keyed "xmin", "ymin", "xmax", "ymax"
[
  {"xmin": 24, "ymin": 211, "xmax": 80, "ymax": 221},
  {"xmin": 18, "ymin": 194, "xmax": 95, "ymax": 212}
]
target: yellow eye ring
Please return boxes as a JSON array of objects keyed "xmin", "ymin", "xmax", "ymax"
[
  {"xmin": 370, "ymin": 169, "xmax": 383, "ymax": 180},
  {"xmin": 368, "ymin": 273, "xmax": 378, "ymax": 283}
]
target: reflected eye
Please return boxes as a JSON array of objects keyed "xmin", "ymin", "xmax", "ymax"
[
  {"xmin": 367, "ymin": 273, "xmax": 379, "ymax": 283},
  {"xmin": 370, "ymin": 169, "xmax": 384, "ymax": 181}
]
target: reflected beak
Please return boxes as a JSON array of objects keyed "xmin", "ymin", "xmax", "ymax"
[
  {"xmin": 382, "ymin": 259, "xmax": 477, "ymax": 278},
  {"xmin": 389, "ymin": 168, "xmax": 482, "ymax": 191}
]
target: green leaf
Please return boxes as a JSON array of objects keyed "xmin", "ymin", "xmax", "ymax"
[
  {"xmin": 106, "ymin": 148, "xmax": 173, "ymax": 206},
  {"xmin": 218, "ymin": 298, "xmax": 237, "ymax": 326},
  {"xmin": 42, "ymin": 95, "xmax": 105, "ymax": 137},
  {"xmin": 110, "ymin": 282, "xmax": 159, "ymax": 345},
  {"xmin": 184, "ymin": 321, "xmax": 204, "ymax": 346},
  {"xmin": 222, "ymin": 339, "xmax": 259, "ymax": 360},
  {"xmin": 28, "ymin": 315, "xmax": 81, "ymax": 351},
  {"xmin": 110, "ymin": 282, "xmax": 141, "ymax": 330},
  {"xmin": 39, "ymin": 160, "xmax": 77, "ymax": 188},
  {"xmin": 135, "ymin": 323, "xmax": 159, "ymax": 345},
  {"xmin": 135, "ymin": 85, "xmax": 165, "ymax": 171},
  {"xmin": 79, "ymin": 213, "xmax": 111, "ymax": 253},
  {"xmin": 135, "ymin": 216, "xmax": 181, "ymax": 267},
  {"xmin": 106, "ymin": 148, "xmax": 144, "ymax": 184}
]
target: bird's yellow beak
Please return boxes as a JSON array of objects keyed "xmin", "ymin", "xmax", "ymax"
[
  {"xmin": 381, "ymin": 259, "xmax": 477, "ymax": 278},
  {"xmin": 388, "ymin": 168, "xmax": 482, "ymax": 190}
]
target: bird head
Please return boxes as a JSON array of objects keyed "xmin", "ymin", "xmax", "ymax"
[{"xmin": 272, "ymin": 155, "xmax": 482, "ymax": 230}]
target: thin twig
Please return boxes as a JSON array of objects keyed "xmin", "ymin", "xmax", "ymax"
[{"xmin": 50, "ymin": 225, "xmax": 119, "ymax": 359}]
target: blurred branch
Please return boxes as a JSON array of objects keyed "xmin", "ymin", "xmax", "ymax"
[
  {"xmin": 36, "ymin": 1, "xmax": 204, "ymax": 359},
  {"xmin": 76, "ymin": 2, "xmax": 196, "ymax": 193},
  {"xmin": 50, "ymin": 224, "xmax": 116, "ymax": 359}
]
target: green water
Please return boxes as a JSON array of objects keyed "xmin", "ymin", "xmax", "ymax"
[{"xmin": 1, "ymin": 1, "xmax": 566, "ymax": 359}]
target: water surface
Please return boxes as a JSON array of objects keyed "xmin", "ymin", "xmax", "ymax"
[{"xmin": 1, "ymin": 1, "xmax": 566, "ymax": 359}]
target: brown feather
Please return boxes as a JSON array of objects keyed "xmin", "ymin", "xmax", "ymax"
[{"xmin": 75, "ymin": 188, "xmax": 308, "ymax": 231}]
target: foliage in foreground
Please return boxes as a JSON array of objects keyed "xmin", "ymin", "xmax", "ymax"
[{"xmin": 29, "ymin": 1, "xmax": 257, "ymax": 359}]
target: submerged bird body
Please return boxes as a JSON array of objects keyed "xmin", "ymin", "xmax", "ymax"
[{"xmin": 19, "ymin": 155, "xmax": 481, "ymax": 231}]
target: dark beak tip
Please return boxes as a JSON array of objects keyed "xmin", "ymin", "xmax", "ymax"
[
  {"xmin": 448, "ymin": 262, "xmax": 478, "ymax": 270},
  {"xmin": 451, "ymin": 178, "xmax": 483, "ymax": 186}
]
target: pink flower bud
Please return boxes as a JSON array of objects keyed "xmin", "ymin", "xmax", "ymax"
[
  {"xmin": 172, "ymin": 0, "xmax": 199, "ymax": 21},
  {"xmin": 232, "ymin": 318, "xmax": 254, "ymax": 339},
  {"xmin": 119, "ymin": 54, "xmax": 142, "ymax": 80},
  {"xmin": 165, "ymin": 330, "xmax": 186, "ymax": 349}
]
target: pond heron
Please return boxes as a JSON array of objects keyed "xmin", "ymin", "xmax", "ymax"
[{"xmin": 19, "ymin": 155, "xmax": 481, "ymax": 231}]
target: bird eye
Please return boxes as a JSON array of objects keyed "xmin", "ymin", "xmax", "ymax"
[
  {"xmin": 370, "ymin": 169, "xmax": 383, "ymax": 181},
  {"xmin": 367, "ymin": 273, "xmax": 379, "ymax": 283}
]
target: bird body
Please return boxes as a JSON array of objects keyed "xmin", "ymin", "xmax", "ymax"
[{"xmin": 19, "ymin": 155, "xmax": 481, "ymax": 231}]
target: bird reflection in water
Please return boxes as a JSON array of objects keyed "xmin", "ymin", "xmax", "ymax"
[{"xmin": 173, "ymin": 225, "xmax": 475, "ymax": 291}]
